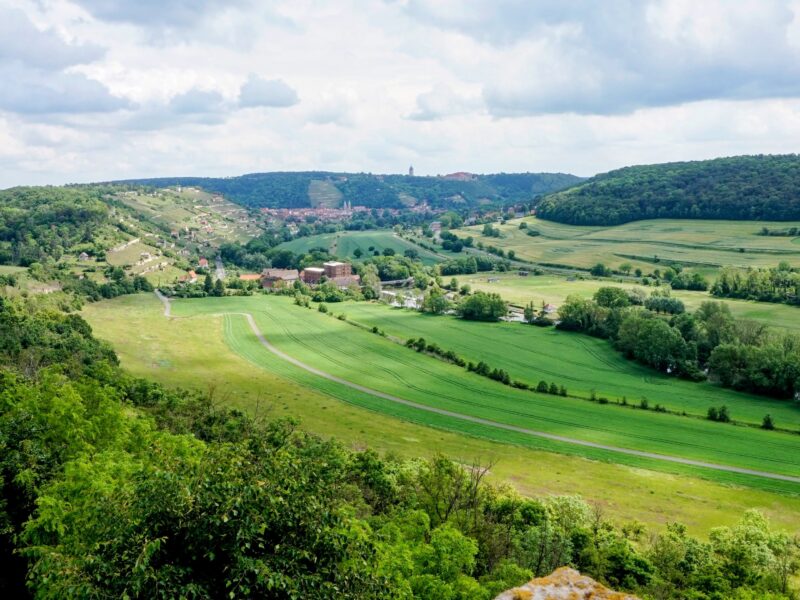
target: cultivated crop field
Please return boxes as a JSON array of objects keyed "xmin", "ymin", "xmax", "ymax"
[
  {"xmin": 82, "ymin": 293, "xmax": 800, "ymax": 534},
  {"xmin": 454, "ymin": 272, "xmax": 800, "ymax": 331},
  {"xmin": 157, "ymin": 295, "xmax": 800, "ymax": 493},
  {"xmin": 334, "ymin": 301, "xmax": 800, "ymax": 428},
  {"xmin": 455, "ymin": 217, "xmax": 800, "ymax": 275},
  {"xmin": 277, "ymin": 230, "xmax": 443, "ymax": 264}
]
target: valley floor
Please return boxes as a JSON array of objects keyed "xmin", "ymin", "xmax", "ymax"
[{"xmin": 83, "ymin": 293, "xmax": 800, "ymax": 537}]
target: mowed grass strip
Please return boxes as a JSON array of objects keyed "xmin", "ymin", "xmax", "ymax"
[
  {"xmin": 80, "ymin": 294, "xmax": 800, "ymax": 534},
  {"xmin": 170, "ymin": 296, "xmax": 800, "ymax": 483},
  {"xmin": 335, "ymin": 301, "xmax": 800, "ymax": 427}
]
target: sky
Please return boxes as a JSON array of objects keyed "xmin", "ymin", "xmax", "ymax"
[{"xmin": 2, "ymin": 0, "xmax": 800, "ymax": 187}]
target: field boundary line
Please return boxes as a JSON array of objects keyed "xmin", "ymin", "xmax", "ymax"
[{"xmin": 153, "ymin": 291, "xmax": 800, "ymax": 485}]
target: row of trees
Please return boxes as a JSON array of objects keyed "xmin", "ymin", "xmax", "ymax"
[
  {"xmin": 1, "ymin": 295, "xmax": 798, "ymax": 599},
  {"xmin": 438, "ymin": 255, "xmax": 509, "ymax": 276},
  {"xmin": 558, "ymin": 289, "xmax": 800, "ymax": 399},
  {"xmin": 712, "ymin": 264, "xmax": 800, "ymax": 305}
]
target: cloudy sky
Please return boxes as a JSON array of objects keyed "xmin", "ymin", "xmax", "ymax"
[{"xmin": 2, "ymin": 0, "xmax": 800, "ymax": 187}]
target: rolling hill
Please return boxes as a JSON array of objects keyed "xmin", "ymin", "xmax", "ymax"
[
  {"xmin": 536, "ymin": 154, "xmax": 800, "ymax": 225},
  {"xmin": 116, "ymin": 171, "xmax": 583, "ymax": 210}
]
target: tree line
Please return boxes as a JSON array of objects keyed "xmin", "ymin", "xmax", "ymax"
[
  {"xmin": 712, "ymin": 264, "xmax": 800, "ymax": 305},
  {"xmin": 558, "ymin": 287, "xmax": 800, "ymax": 402}
]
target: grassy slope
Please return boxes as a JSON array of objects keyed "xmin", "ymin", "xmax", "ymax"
[
  {"xmin": 308, "ymin": 180, "xmax": 343, "ymax": 208},
  {"xmin": 278, "ymin": 230, "xmax": 443, "ymax": 265},
  {"xmin": 453, "ymin": 273, "xmax": 800, "ymax": 332},
  {"xmin": 455, "ymin": 217, "xmax": 800, "ymax": 276},
  {"xmin": 82, "ymin": 293, "xmax": 800, "ymax": 535},
  {"xmin": 333, "ymin": 302, "xmax": 800, "ymax": 428},
  {"xmin": 158, "ymin": 296, "xmax": 800, "ymax": 488}
]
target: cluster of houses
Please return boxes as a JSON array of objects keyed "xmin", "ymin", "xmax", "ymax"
[{"xmin": 256, "ymin": 261, "xmax": 360, "ymax": 290}]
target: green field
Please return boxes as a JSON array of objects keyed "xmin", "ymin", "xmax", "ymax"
[
  {"xmin": 154, "ymin": 295, "xmax": 800, "ymax": 492},
  {"xmin": 455, "ymin": 217, "xmax": 800, "ymax": 276},
  {"xmin": 454, "ymin": 272, "xmax": 800, "ymax": 331},
  {"xmin": 82, "ymin": 293, "xmax": 800, "ymax": 535},
  {"xmin": 277, "ymin": 230, "xmax": 444, "ymax": 265},
  {"xmin": 333, "ymin": 301, "xmax": 800, "ymax": 428}
]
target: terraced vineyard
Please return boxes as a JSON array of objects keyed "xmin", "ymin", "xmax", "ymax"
[
  {"xmin": 308, "ymin": 179, "xmax": 343, "ymax": 207},
  {"xmin": 165, "ymin": 295, "xmax": 800, "ymax": 492},
  {"xmin": 456, "ymin": 217, "xmax": 800, "ymax": 277}
]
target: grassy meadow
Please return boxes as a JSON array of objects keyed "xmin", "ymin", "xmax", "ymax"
[
  {"xmin": 455, "ymin": 217, "xmax": 800, "ymax": 276},
  {"xmin": 113, "ymin": 294, "xmax": 800, "ymax": 490},
  {"xmin": 333, "ymin": 301, "xmax": 800, "ymax": 428},
  {"xmin": 82, "ymin": 293, "xmax": 800, "ymax": 535}
]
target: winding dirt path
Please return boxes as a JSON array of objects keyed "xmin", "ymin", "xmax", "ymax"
[{"xmin": 153, "ymin": 291, "xmax": 800, "ymax": 484}]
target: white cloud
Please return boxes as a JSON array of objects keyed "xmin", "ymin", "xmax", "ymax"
[
  {"xmin": 238, "ymin": 75, "xmax": 299, "ymax": 108},
  {"xmin": 68, "ymin": 0, "xmax": 248, "ymax": 27},
  {"xmin": 3, "ymin": 0, "xmax": 800, "ymax": 187},
  {"xmin": 408, "ymin": 83, "xmax": 480, "ymax": 121},
  {"xmin": 0, "ymin": 6, "xmax": 104, "ymax": 69}
]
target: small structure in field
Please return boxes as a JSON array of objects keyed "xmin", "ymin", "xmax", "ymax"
[
  {"xmin": 198, "ymin": 257, "xmax": 209, "ymax": 268},
  {"xmin": 78, "ymin": 252, "xmax": 90, "ymax": 261}
]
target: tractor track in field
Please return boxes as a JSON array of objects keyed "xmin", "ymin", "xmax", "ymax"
[{"xmin": 154, "ymin": 291, "xmax": 800, "ymax": 485}]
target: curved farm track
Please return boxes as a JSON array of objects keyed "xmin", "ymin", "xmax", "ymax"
[{"xmin": 154, "ymin": 291, "xmax": 800, "ymax": 485}]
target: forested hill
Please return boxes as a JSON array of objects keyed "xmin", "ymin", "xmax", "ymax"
[
  {"xmin": 536, "ymin": 155, "xmax": 800, "ymax": 225},
  {"xmin": 0, "ymin": 186, "xmax": 114, "ymax": 265},
  {"xmin": 117, "ymin": 171, "xmax": 582, "ymax": 210}
]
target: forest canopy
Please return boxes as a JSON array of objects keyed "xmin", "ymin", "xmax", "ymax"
[
  {"xmin": 536, "ymin": 155, "xmax": 800, "ymax": 225},
  {"xmin": 117, "ymin": 171, "xmax": 582, "ymax": 210}
]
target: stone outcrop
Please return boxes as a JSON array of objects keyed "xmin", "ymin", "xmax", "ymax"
[{"xmin": 494, "ymin": 567, "xmax": 640, "ymax": 600}]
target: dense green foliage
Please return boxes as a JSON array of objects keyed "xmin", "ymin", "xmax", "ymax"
[
  {"xmin": 558, "ymin": 290, "xmax": 800, "ymax": 399},
  {"xmin": 438, "ymin": 255, "xmax": 509, "ymax": 276},
  {"xmin": 121, "ymin": 171, "xmax": 581, "ymax": 210},
  {"xmin": 2, "ymin": 296, "xmax": 798, "ymax": 598},
  {"xmin": 712, "ymin": 264, "xmax": 800, "ymax": 305},
  {"xmin": 0, "ymin": 186, "xmax": 110, "ymax": 266},
  {"xmin": 537, "ymin": 155, "xmax": 800, "ymax": 225},
  {"xmin": 456, "ymin": 292, "xmax": 508, "ymax": 321}
]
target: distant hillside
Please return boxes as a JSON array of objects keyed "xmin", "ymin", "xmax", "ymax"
[
  {"xmin": 118, "ymin": 171, "xmax": 582, "ymax": 210},
  {"xmin": 536, "ymin": 155, "xmax": 800, "ymax": 225}
]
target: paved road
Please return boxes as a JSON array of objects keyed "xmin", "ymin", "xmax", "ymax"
[
  {"xmin": 153, "ymin": 291, "xmax": 800, "ymax": 485},
  {"xmin": 214, "ymin": 256, "xmax": 225, "ymax": 281}
]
